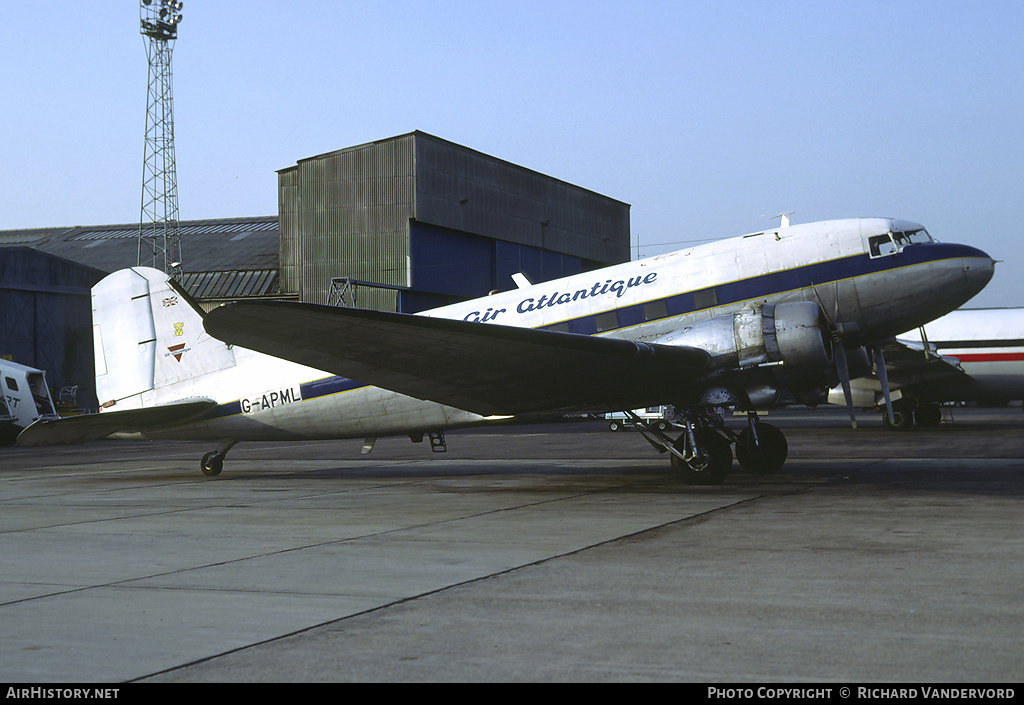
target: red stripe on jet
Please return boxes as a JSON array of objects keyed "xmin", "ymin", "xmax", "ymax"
[{"xmin": 950, "ymin": 352, "xmax": 1024, "ymax": 363}]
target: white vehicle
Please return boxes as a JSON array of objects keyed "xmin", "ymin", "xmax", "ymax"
[
  {"xmin": 18, "ymin": 217, "xmax": 994, "ymax": 484},
  {"xmin": 1, "ymin": 359, "xmax": 59, "ymax": 444},
  {"xmin": 606, "ymin": 407, "xmax": 674, "ymax": 432}
]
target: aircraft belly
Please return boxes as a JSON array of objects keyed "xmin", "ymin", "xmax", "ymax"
[
  {"xmin": 318, "ymin": 386, "xmax": 484, "ymax": 437},
  {"xmin": 145, "ymin": 385, "xmax": 485, "ymax": 442}
]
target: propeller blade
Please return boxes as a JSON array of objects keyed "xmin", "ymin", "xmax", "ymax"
[
  {"xmin": 833, "ymin": 341, "xmax": 857, "ymax": 429},
  {"xmin": 874, "ymin": 348, "xmax": 895, "ymax": 423}
]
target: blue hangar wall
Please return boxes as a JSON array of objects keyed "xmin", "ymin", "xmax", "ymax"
[
  {"xmin": 0, "ymin": 248, "xmax": 104, "ymax": 409},
  {"xmin": 405, "ymin": 221, "xmax": 590, "ymax": 311}
]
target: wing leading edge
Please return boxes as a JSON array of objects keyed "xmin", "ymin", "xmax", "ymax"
[{"xmin": 203, "ymin": 302, "xmax": 710, "ymax": 416}]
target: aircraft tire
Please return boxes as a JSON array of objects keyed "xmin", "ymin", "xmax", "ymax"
[
  {"xmin": 915, "ymin": 403, "xmax": 942, "ymax": 427},
  {"xmin": 735, "ymin": 422, "xmax": 788, "ymax": 474},
  {"xmin": 882, "ymin": 401, "xmax": 914, "ymax": 431},
  {"xmin": 201, "ymin": 451, "xmax": 224, "ymax": 477},
  {"xmin": 671, "ymin": 428, "xmax": 731, "ymax": 485}
]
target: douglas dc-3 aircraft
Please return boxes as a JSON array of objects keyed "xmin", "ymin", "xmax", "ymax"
[
  {"xmin": 17, "ymin": 217, "xmax": 995, "ymax": 484},
  {"xmin": 829, "ymin": 307, "xmax": 1024, "ymax": 428}
]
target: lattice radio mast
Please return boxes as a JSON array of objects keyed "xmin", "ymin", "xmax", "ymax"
[{"xmin": 138, "ymin": 0, "xmax": 184, "ymax": 275}]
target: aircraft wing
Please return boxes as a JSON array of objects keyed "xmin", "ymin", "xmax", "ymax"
[
  {"xmin": 16, "ymin": 398, "xmax": 217, "ymax": 446},
  {"xmin": 876, "ymin": 338, "xmax": 969, "ymax": 388},
  {"xmin": 204, "ymin": 302, "xmax": 710, "ymax": 416}
]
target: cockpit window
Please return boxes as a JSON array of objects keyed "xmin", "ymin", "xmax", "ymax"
[
  {"xmin": 869, "ymin": 228, "xmax": 933, "ymax": 257},
  {"xmin": 894, "ymin": 228, "xmax": 933, "ymax": 247}
]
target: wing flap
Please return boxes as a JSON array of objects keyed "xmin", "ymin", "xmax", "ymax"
[
  {"xmin": 16, "ymin": 398, "xmax": 217, "ymax": 446},
  {"xmin": 204, "ymin": 302, "xmax": 709, "ymax": 415}
]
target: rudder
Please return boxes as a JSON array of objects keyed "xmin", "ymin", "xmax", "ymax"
[{"xmin": 92, "ymin": 267, "xmax": 236, "ymax": 408}]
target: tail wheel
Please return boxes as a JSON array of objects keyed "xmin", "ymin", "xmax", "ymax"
[
  {"xmin": 735, "ymin": 422, "xmax": 788, "ymax": 474},
  {"xmin": 671, "ymin": 428, "xmax": 732, "ymax": 485},
  {"xmin": 201, "ymin": 451, "xmax": 224, "ymax": 477}
]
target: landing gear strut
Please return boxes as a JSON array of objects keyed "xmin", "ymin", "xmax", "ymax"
[
  {"xmin": 626, "ymin": 408, "xmax": 789, "ymax": 485},
  {"xmin": 882, "ymin": 399, "xmax": 942, "ymax": 430},
  {"xmin": 628, "ymin": 409, "xmax": 733, "ymax": 485}
]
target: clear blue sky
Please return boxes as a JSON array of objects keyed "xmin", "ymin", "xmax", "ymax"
[{"xmin": 2, "ymin": 1, "xmax": 1021, "ymax": 307}]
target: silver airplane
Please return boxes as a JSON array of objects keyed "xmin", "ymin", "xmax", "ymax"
[{"xmin": 18, "ymin": 217, "xmax": 994, "ymax": 484}]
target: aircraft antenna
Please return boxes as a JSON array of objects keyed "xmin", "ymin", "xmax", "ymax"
[
  {"xmin": 764, "ymin": 211, "xmax": 795, "ymax": 228},
  {"xmin": 137, "ymin": 0, "xmax": 184, "ymax": 276}
]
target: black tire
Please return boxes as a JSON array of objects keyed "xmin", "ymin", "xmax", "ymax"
[
  {"xmin": 201, "ymin": 451, "xmax": 224, "ymax": 477},
  {"xmin": 608, "ymin": 420, "xmax": 622, "ymax": 432},
  {"xmin": 735, "ymin": 422, "xmax": 788, "ymax": 474},
  {"xmin": 882, "ymin": 408, "xmax": 913, "ymax": 430},
  {"xmin": 671, "ymin": 428, "xmax": 732, "ymax": 485},
  {"xmin": 914, "ymin": 403, "xmax": 942, "ymax": 427}
]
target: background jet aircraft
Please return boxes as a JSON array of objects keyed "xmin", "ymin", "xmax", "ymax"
[
  {"xmin": 18, "ymin": 217, "xmax": 994, "ymax": 484},
  {"xmin": 829, "ymin": 307, "xmax": 1024, "ymax": 428}
]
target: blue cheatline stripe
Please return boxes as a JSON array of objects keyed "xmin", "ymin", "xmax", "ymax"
[
  {"xmin": 201, "ymin": 376, "xmax": 367, "ymax": 421},
  {"xmin": 540, "ymin": 243, "xmax": 985, "ymax": 335},
  {"xmin": 199, "ymin": 242, "xmax": 985, "ymax": 421}
]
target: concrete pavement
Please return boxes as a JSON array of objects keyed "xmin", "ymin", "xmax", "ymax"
[{"xmin": 1, "ymin": 408, "xmax": 1021, "ymax": 682}]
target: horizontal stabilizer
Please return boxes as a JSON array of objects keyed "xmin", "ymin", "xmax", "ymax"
[
  {"xmin": 204, "ymin": 302, "xmax": 710, "ymax": 416},
  {"xmin": 16, "ymin": 398, "xmax": 217, "ymax": 447}
]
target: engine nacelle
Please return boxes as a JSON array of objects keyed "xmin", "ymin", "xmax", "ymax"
[
  {"xmin": 655, "ymin": 301, "xmax": 834, "ymax": 406},
  {"xmin": 763, "ymin": 302, "xmax": 834, "ymax": 381}
]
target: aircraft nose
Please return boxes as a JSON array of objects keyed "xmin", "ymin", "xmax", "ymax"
[{"xmin": 960, "ymin": 244, "xmax": 995, "ymax": 295}]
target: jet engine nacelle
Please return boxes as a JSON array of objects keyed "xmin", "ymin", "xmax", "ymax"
[{"xmin": 655, "ymin": 301, "xmax": 834, "ymax": 404}]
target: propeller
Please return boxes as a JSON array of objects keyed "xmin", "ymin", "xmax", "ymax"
[
  {"xmin": 812, "ymin": 283, "xmax": 897, "ymax": 429},
  {"xmin": 812, "ymin": 282, "xmax": 859, "ymax": 428},
  {"xmin": 830, "ymin": 327, "xmax": 857, "ymax": 429},
  {"xmin": 874, "ymin": 347, "xmax": 895, "ymax": 423}
]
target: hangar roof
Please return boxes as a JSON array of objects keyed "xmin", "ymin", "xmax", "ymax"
[{"xmin": 0, "ymin": 216, "xmax": 282, "ymax": 299}]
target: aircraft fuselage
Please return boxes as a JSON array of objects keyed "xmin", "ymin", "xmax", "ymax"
[{"xmin": 134, "ymin": 217, "xmax": 993, "ymax": 442}]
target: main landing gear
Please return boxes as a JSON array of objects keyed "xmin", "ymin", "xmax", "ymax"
[
  {"xmin": 200, "ymin": 439, "xmax": 237, "ymax": 477},
  {"xmin": 627, "ymin": 409, "xmax": 788, "ymax": 485},
  {"xmin": 882, "ymin": 399, "xmax": 942, "ymax": 430}
]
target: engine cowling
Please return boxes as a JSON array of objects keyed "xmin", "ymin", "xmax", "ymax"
[
  {"xmin": 763, "ymin": 302, "xmax": 834, "ymax": 382},
  {"xmin": 654, "ymin": 301, "xmax": 835, "ymax": 406}
]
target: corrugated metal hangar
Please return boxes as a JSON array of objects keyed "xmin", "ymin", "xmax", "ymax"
[
  {"xmin": 279, "ymin": 131, "xmax": 630, "ymax": 311},
  {"xmin": 0, "ymin": 130, "xmax": 631, "ymax": 411}
]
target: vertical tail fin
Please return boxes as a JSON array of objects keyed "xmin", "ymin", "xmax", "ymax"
[{"xmin": 92, "ymin": 267, "xmax": 236, "ymax": 408}]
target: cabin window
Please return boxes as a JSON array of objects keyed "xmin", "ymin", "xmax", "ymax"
[
  {"xmin": 595, "ymin": 311, "xmax": 619, "ymax": 332},
  {"xmin": 4, "ymin": 377, "xmax": 17, "ymax": 392},
  {"xmin": 643, "ymin": 300, "xmax": 667, "ymax": 321},
  {"xmin": 693, "ymin": 288, "xmax": 718, "ymax": 310}
]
